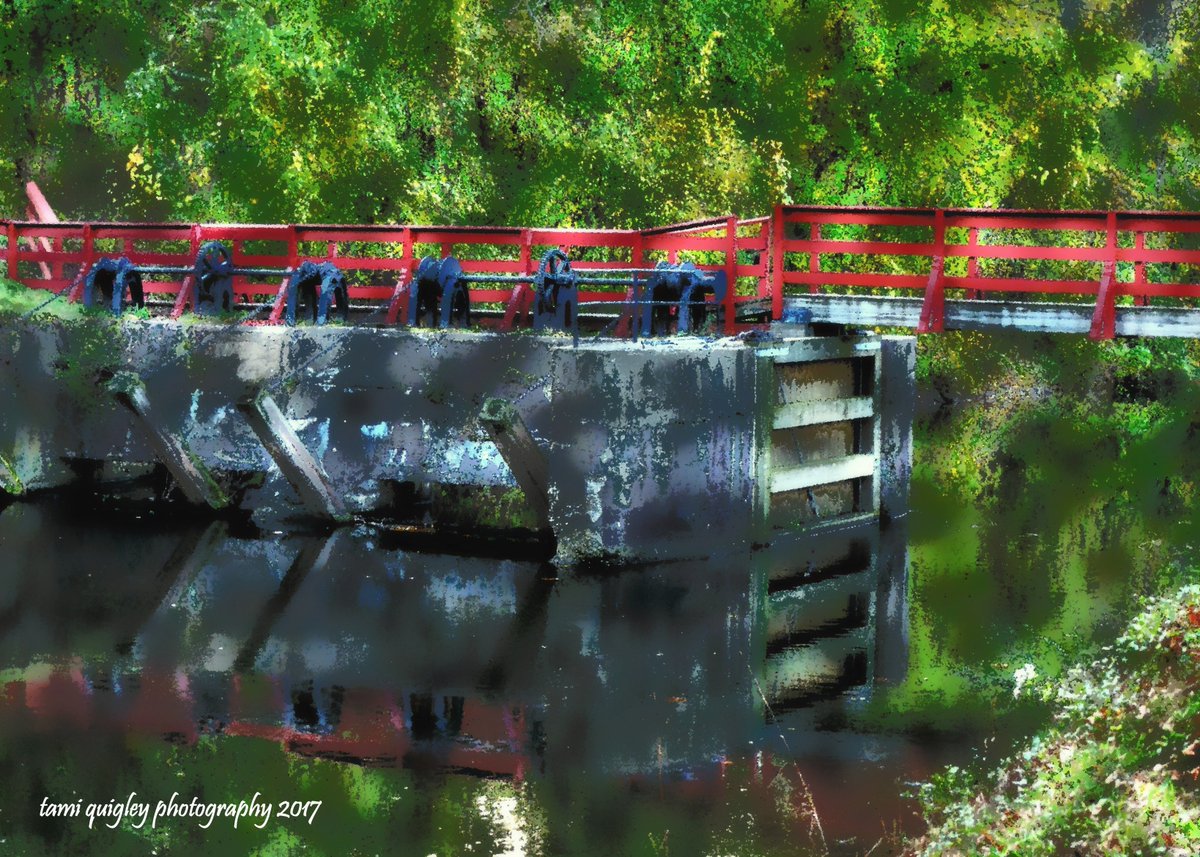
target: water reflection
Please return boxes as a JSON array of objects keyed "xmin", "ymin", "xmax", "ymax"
[
  {"xmin": 0, "ymin": 501, "xmax": 920, "ymax": 853},
  {"xmin": 760, "ymin": 518, "xmax": 908, "ymax": 720}
]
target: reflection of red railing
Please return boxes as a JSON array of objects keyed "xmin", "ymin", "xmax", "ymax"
[
  {"xmin": 771, "ymin": 204, "xmax": 1200, "ymax": 339},
  {"xmin": 6, "ymin": 669, "xmax": 529, "ymax": 779},
  {"xmin": 2, "ymin": 214, "xmax": 771, "ymax": 336}
]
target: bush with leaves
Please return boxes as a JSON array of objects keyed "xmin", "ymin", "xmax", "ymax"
[{"xmin": 909, "ymin": 583, "xmax": 1200, "ymax": 856}]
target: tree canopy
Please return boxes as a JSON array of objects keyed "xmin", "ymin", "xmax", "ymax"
[{"xmin": 1, "ymin": 0, "xmax": 1197, "ymax": 225}]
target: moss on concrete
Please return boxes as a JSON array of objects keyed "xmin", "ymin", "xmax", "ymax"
[
  {"xmin": 0, "ymin": 453, "xmax": 23, "ymax": 495},
  {"xmin": 431, "ymin": 484, "xmax": 540, "ymax": 531},
  {"xmin": 0, "ymin": 278, "xmax": 87, "ymax": 321}
]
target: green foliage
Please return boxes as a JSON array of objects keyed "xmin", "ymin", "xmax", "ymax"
[
  {"xmin": 3, "ymin": 2, "xmax": 1200, "ymax": 226},
  {"xmin": 911, "ymin": 583, "xmax": 1200, "ymax": 856},
  {"xmin": 430, "ymin": 483, "xmax": 540, "ymax": 530},
  {"xmin": 0, "ymin": 277, "xmax": 86, "ymax": 320},
  {"xmin": 870, "ymin": 332, "xmax": 1200, "ymax": 732}
]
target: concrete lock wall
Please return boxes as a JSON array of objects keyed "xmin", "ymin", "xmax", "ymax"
[{"xmin": 0, "ymin": 318, "xmax": 914, "ymax": 560}]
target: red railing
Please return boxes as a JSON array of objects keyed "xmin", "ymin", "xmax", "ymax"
[
  {"xmin": 771, "ymin": 205, "xmax": 1200, "ymax": 339},
  {"xmin": 1, "ymin": 216, "xmax": 772, "ymax": 336},
  {"xmin": 10, "ymin": 205, "xmax": 1200, "ymax": 340}
]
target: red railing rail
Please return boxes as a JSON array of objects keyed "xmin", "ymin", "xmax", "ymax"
[
  {"xmin": 0, "ymin": 217, "xmax": 772, "ymax": 336},
  {"xmin": 11, "ymin": 205, "xmax": 1199, "ymax": 339},
  {"xmin": 770, "ymin": 205, "xmax": 1200, "ymax": 339}
]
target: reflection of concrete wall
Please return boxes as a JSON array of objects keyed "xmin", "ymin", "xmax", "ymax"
[
  {"xmin": 0, "ymin": 320, "xmax": 914, "ymax": 560},
  {"xmin": 544, "ymin": 339, "xmax": 759, "ymax": 559},
  {"xmin": 534, "ymin": 559, "xmax": 759, "ymax": 775},
  {"xmin": 754, "ymin": 515, "xmax": 910, "ymax": 720},
  {"xmin": 879, "ymin": 336, "xmax": 916, "ymax": 521},
  {"xmin": 0, "ymin": 504, "xmax": 910, "ymax": 775}
]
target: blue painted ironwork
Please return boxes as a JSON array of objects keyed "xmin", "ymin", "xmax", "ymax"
[
  {"xmin": 82, "ymin": 257, "xmax": 144, "ymax": 316},
  {"xmin": 437, "ymin": 256, "xmax": 471, "ymax": 328},
  {"xmin": 193, "ymin": 241, "xmax": 236, "ymax": 315},
  {"xmin": 532, "ymin": 249, "xmax": 578, "ymax": 336},
  {"xmin": 780, "ymin": 305, "xmax": 813, "ymax": 325},
  {"xmin": 638, "ymin": 261, "xmax": 726, "ymax": 336},
  {"xmin": 407, "ymin": 256, "xmax": 471, "ymax": 329},
  {"xmin": 285, "ymin": 261, "xmax": 349, "ymax": 326},
  {"xmin": 407, "ymin": 256, "xmax": 441, "ymax": 327}
]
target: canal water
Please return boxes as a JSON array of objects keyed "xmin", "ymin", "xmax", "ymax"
[{"xmin": 0, "ymin": 362, "xmax": 1194, "ymax": 856}]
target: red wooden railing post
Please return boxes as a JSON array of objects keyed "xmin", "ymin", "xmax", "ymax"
[
  {"xmin": 267, "ymin": 227, "xmax": 299, "ymax": 324},
  {"xmin": 6, "ymin": 222, "xmax": 18, "ymax": 282},
  {"xmin": 501, "ymin": 229, "xmax": 533, "ymax": 330},
  {"xmin": 808, "ymin": 222, "xmax": 821, "ymax": 295},
  {"xmin": 22, "ymin": 207, "xmax": 52, "ymax": 280},
  {"xmin": 770, "ymin": 204, "xmax": 784, "ymax": 320},
  {"xmin": 1089, "ymin": 212, "xmax": 1120, "ymax": 340},
  {"xmin": 70, "ymin": 224, "xmax": 93, "ymax": 303},
  {"xmin": 173, "ymin": 224, "xmax": 201, "ymax": 318},
  {"xmin": 24, "ymin": 184, "xmax": 60, "ymax": 280},
  {"xmin": 723, "ymin": 215, "xmax": 737, "ymax": 334},
  {"xmin": 520, "ymin": 230, "xmax": 535, "ymax": 321},
  {"xmin": 754, "ymin": 220, "xmax": 768, "ymax": 299},
  {"xmin": 917, "ymin": 209, "xmax": 947, "ymax": 333},
  {"xmin": 191, "ymin": 223, "xmax": 203, "ymax": 313},
  {"xmin": 615, "ymin": 232, "xmax": 644, "ymax": 338},
  {"xmin": 965, "ymin": 226, "xmax": 980, "ymax": 300},
  {"xmin": 386, "ymin": 227, "xmax": 414, "ymax": 326},
  {"xmin": 1133, "ymin": 230, "xmax": 1147, "ymax": 307}
]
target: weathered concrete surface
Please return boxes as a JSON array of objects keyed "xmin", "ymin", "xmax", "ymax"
[
  {"xmin": 543, "ymin": 338, "xmax": 760, "ymax": 560},
  {"xmin": 787, "ymin": 293, "xmax": 1200, "ymax": 338},
  {"xmin": 879, "ymin": 336, "xmax": 916, "ymax": 521},
  {"xmin": 108, "ymin": 371, "xmax": 229, "ymax": 509},
  {"xmin": 237, "ymin": 391, "xmax": 348, "ymax": 522},
  {"xmin": 0, "ymin": 320, "xmax": 553, "ymax": 503},
  {"xmin": 872, "ymin": 518, "xmax": 910, "ymax": 687},
  {"xmin": 0, "ymin": 322, "xmax": 82, "ymax": 493},
  {"xmin": 479, "ymin": 398, "xmax": 551, "ymax": 531},
  {"xmin": 0, "ymin": 317, "xmax": 914, "ymax": 560}
]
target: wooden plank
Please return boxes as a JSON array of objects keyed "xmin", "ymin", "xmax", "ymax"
[
  {"xmin": 754, "ymin": 337, "xmax": 879, "ymax": 364},
  {"xmin": 773, "ymin": 396, "xmax": 873, "ymax": 430},
  {"xmin": 107, "ymin": 372, "xmax": 229, "ymax": 509},
  {"xmin": 237, "ymin": 391, "xmax": 349, "ymax": 522},
  {"xmin": 770, "ymin": 454, "xmax": 876, "ymax": 494},
  {"xmin": 784, "ymin": 294, "xmax": 1200, "ymax": 338}
]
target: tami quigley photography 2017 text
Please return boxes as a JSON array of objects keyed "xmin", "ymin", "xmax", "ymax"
[{"xmin": 38, "ymin": 791, "xmax": 321, "ymax": 830}]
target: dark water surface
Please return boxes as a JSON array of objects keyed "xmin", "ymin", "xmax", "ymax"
[{"xmin": 0, "ymin": 496, "xmax": 956, "ymax": 856}]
